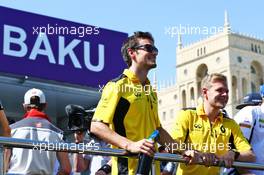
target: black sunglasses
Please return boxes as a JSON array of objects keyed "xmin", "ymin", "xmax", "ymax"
[{"xmin": 134, "ymin": 44, "xmax": 158, "ymax": 54}]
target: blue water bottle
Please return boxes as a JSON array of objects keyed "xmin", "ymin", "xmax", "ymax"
[{"xmin": 136, "ymin": 130, "xmax": 159, "ymax": 175}]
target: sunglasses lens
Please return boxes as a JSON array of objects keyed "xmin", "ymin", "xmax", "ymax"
[
  {"xmin": 135, "ymin": 44, "xmax": 158, "ymax": 54},
  {"xmin": 146, "ymin": 45, "xmax": 158, "ymax": 54}
]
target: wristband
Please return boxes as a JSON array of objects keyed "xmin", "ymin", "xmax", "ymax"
[{"xmin": 98, "ymin": 164, "xmax": 111, "ymax": 174}]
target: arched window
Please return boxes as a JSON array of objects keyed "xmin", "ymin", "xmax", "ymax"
[
  {"xmin": 182, "ymin": 90, "xmax": 186, "ymax": 108},
  {"xmin": 237, "ymin": 56, "xmax": 242, "ymax": 63},
  {"xmin": 232, "ymin": 76, "xmax": 237, "ymax": 103},
  {"xmin": 190, "ymin": 87, "xmax": 195, "ymax": 106},
  {"xmin": 196, "ymin": 64, "xmax": 208, "ymax": 98},
  {"xmin": 250, "ymin": 61, "xmax": 263, "ymax": 92},
  {"xmin": 242, "ymin": 78, "xmax": 247, "ymax": 97},
  {"xmin": 251, "ymin": 66, "xmax": 256, "ymax": 74},
  {"xmin": 162, "ymin": 111, "xmax": 166, "ymax": 121},
  {"xmin": 251, "ymin": 82, "xmax": 256, "ymax": 92},
  {"xmin": 170, "ymin": 109, "xmax": 174, "ymax": 119}
]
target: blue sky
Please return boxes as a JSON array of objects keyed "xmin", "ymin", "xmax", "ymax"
[{"xmin": 0, "ymin": 0, "xmax": 264, "ymax": 88}]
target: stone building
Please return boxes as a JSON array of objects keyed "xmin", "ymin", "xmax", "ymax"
[{"xmin": 158, "ymin": 12, "xmax": 264, "ymax": 132}]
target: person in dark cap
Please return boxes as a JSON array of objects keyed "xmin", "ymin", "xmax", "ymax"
[
  {"xmin": 236, "ymin": 92, "xmax": 262, "ymax": 110},
  {"xmin": 234, "ymin": 85, "xmax": 264, "ymax": 175},
  {"xmin": 222, "ymin": 93, "xmax": 262, "ymax": 174}
]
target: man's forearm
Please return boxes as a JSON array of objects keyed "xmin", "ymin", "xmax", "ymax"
[
  {"xmin": 57, "ymin": 152, "xmax": 72, "ymax": 174},
  {"xmin": 235, "ymin": 150, "xmax": 256, "ymax": 174},
  {"xmin": 73, "ymin": 153, "xmax": 89, "ymax": 172},
  {"xmin": 0, "ymin": 110, "xmax": 11, "ymax": 137},
  {"xmin": 90, "ymin": 121, "xmax": 132, "ymax": 150},
  {"xmin": 4, "ymin": 149, "xmax": 11, "ymax": 173},
  {"xmin": 156, "ymin": 127, "xmax": 183, "ymax": 154},
  {"xmin": 237, "ymin": 150, "xmax": 256, "ymax": 162}
]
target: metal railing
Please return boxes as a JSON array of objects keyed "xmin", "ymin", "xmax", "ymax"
[{"xmin": 0, "ymin": 136, "xmax": 264, "ymax": 174}]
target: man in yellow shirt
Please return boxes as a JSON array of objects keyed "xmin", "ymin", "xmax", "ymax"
[
  {"xmin": 171, "ymin": 73, "xmax": 256, "ymax": 175},
  {"xmin": 91, "ymin": 31, "xmax": 202, "ymax": 174}
]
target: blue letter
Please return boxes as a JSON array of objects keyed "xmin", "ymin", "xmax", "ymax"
[
  {"xmin": 84, "ymin": 42, "xmax": 104, "ymax": 72},
  {"xmin": 29, "ymin": 33, "xmax": 56, "ymax": 64},
  {"xmin": 3, "ymin": 25, "xmax": 27, "ymax": 57},
  {"xmin": 59, "ymin": 36, "xmax": 81, "ymax": 68}
]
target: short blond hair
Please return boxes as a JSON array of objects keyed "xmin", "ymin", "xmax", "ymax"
[{"xmin": 201, "ymin": 73, "xmax": 227, "ymax": 89}]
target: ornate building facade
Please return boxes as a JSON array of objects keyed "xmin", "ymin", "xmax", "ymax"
[{"xmin": 158, "ymin": 12, "xmax": 264, "ymax": 132}]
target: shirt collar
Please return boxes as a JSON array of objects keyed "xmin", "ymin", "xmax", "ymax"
[
  {"xmin": 196, "ymin": 104, "xmax": 223, "ymax": 123},
  {"xmin": 23, "ymin": 109, "xmax": 51, "ymax": 122},
  {"xmin": 123, "ymin": 69, "xmax": 150, "ymax": 85}
]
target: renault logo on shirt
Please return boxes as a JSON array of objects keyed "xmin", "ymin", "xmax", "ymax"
[
  {"xmin": 194, "ymin": 123, "xmax": 202, "ymax": 129},
  {"xmin": 134, "ymin": 92, "xmax": 142, "ymax": 97},
  {"xmin": 220, "ymin": 125, "xmax": 226, "ymax": 133}
]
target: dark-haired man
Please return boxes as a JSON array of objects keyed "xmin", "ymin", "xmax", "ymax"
[{"xmin": 91, "ymin": 31, "xmax": 202, "ymax": 174}]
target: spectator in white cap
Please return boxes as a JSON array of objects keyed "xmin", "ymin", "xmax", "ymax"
[
  {"xmin": 6, "ymin": 88, "xmax": 71, "ymax": 175},
  {"xmin": 233, "ymin": 86, "xmax": 264, "ymax": 175}
]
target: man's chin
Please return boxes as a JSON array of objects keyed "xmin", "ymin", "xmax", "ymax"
[
  {"xmin": 218, "ymin": 104, "xmax": 227, "ymax": 109},
  {"xmin": 149, "ymin": 63, "xmax": 157, "ymax": 69}
]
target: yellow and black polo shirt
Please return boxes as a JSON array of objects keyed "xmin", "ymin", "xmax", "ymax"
[
  {"xmin": 93, "ymin": 69, "xmax": 161, "ymax": 175},
  {"xmin": 171, "ymin": 104, "xmax": 251, "ymax": 175}
]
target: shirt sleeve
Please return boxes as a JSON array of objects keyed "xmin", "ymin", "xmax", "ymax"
[
  {"xmin": 171, "ymin": 110, "xmax": 190, "ymax": 142},
  {"xmin": 234, "ymin": 106, "xmax": 255, "ymax": 140},
  {"xmin": 232, "ymin": 120, "xmax": 252, "ymax": 152},
  {"xmin": 153, "ymin": 91, "xmax": 161, "ymax": 128},
  {"xmin": 93, "ymin": 82, "xmax": 121, "ymax": 124}
]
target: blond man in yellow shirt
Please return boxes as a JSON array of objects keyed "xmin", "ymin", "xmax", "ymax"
[{"xmin": 171, "ymin": 73, "xmax": 256, "ymax": 175}]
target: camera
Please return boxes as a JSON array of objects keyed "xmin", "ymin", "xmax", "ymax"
[{"xmin": 65, "ymin": 104, "xmax": 94, "ymax": 132}]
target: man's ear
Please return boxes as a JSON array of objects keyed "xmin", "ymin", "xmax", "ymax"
[
  {"xmin": 127, "ymin": 48, "xmax": 136, "ymax": 58},
  {"xmin": 22, "ymin": 103, "xmax": 27, "ymax": 110},
  {"xmin": 200, "ymin": 88, "xmax": 207, "ymax": 100},
  {"xmin": 201, "ymin": 88, "xmax": 207, "ymax": 96},
  {"xmin": 127, "ymin": 48, "xmax": 137, "ymax": 63},
  {"xmin": 44, "ymin": 103, "xmax": 47, "ymax": 109}
]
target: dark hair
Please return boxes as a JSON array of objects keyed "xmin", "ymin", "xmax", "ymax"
[
  {"xmin": 121, "ymin": 31, "xmax": 154, "ymax": 67},
  {"xmin": 24, "ymin": 96, "xmax": 45, "ymax": 111}
]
